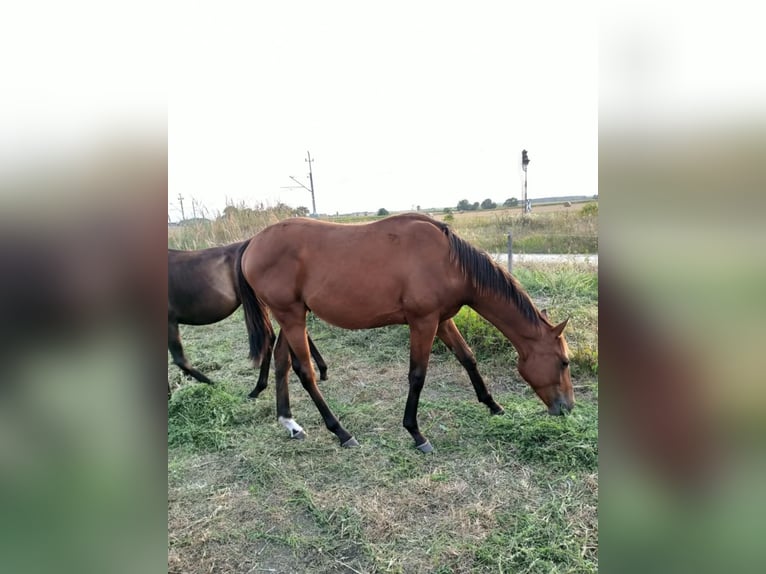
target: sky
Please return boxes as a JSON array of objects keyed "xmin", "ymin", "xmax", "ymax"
[
  {"xmin": 3, "ymin": 2, "xmax": 762, "ymax": 221},
  {"xmin": 168, "ymin": 2, "xmax": 598, "ymax": 220}
]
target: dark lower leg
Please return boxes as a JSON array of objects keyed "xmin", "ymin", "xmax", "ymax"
[
  {"xmin": 308, "ymin": 335, "xmax": 328, "ymax": 380},
  {"xmin": 248, "ymin": 332, "xmax": 276, "ymax": 398},
  {"xmin": 402, "ymin": 319, "xmax": 439, "ymax": 452},
  {"xmin": 437, "ymin": 319, "xmax": 504, "ymax": 414},
  {"xmin": 295, "ymin": 362, "xmax": 355, "ymax": 445},
  {"xmin": 168, "ymin": 322, "xmax": 213, "ymax": 384},
  {"xmin": 281, "ymin": 322, "xmax": 355, "ymax": 446},
  {"xmin": 403, "ymin": 364, "xmax": 430, "ymax": 450}
]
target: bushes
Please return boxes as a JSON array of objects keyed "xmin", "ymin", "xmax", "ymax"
[{"xmin": 447, "ymin": 307, "xmax": 514, "ymax": 360}]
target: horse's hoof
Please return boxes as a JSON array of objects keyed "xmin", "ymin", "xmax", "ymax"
[
  {"xmin": 291, "ymin": 430, "xmax": 306, "ymax": 440},
  {"xmin": 416, "ymin": 440, "xmax": 433, "ymax": 453},
  {"xmin": 341, "ymin": 437, "xmax": 360, "ymax": 448},
  {"xmin": 320, "ymin": 373, "xmax": 328, "ymax": 381},
  {"xmin": 492, "ymin": 408, "xmax": 506, "ymax": 416}
]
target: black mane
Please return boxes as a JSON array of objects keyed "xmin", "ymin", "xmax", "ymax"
[{"xmin": 434, "ymin": 221, "xmax": 542, "ymax": 326}]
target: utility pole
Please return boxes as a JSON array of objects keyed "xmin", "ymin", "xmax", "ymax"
[
  {"xmin": 305, "ymin": 151, "xmax": 317, "ymax": 216},
  {"xmin": 287, "ymin": 151, "xmax": 318, "ymax": 217},
  {"xmin": 177, "ymin": 193, "xmax": 186, "ymax": 221},
  {"xmin": 521, "ymin": 149, "xmax": 530, "ymax": 215}
]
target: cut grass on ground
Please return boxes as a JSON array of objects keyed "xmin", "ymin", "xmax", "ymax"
[{"xmin": 168, "ymin": 262, "xmax": 598, "ymax": 573}]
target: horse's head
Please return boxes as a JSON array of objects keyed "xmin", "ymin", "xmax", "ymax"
[{"xmin": 517, "ymin": 316, "xmax": 574, "ymax": 415}]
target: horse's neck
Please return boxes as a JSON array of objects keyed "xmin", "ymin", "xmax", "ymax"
[{"xmin": 469, "ymin": 295, "xmax": 542, "ymax": 358}]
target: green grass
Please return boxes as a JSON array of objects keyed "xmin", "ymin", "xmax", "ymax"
[
  {"xmin": 168, "ymin": 262, "xmax": 598, "ymax": 574},
  {"xmin": 167, "ymin": 383, "xmax": 249, "ymax": 450}
]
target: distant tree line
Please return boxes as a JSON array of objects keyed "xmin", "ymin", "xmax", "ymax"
[
  {"xmin": 456, "ymin": 198, "xmax": 518, "ymax": 211},
  {"xmin": 221, "ymin": 203, "xmax": 309, "ymax": 220}
]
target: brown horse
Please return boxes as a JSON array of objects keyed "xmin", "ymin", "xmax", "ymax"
[
  {"xmin": 168, "ymin": 240, "xmax": 327, "ymax": 397},
  {"xmin": 238, "ymin": 213, "xmax": 573, "ymax": 452}
]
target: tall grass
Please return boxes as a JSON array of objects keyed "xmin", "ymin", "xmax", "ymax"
[
  {"xmin": 168, "ymin": 202, "xmax": 598, "ymax": 254},
  {"xmin": 448, "ymin": 210, "xmax": 598, "ymax": 253},
  {"xmin": 168, "ymin": 202, "xmax": 298, "ymax": 250}
]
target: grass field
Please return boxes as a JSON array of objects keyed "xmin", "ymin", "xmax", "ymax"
[{"xmin": 167, "ymin": 256, "xmax": 598, "ymax": 573}]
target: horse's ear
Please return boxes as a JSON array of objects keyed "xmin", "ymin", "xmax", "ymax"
[
  {"xmin": 540, "ymin": 309, "xmax": 548, "ymax": 319},
  {"xmin": 552, "ymin": 318, "xmax": 569, "ymax": 338}
]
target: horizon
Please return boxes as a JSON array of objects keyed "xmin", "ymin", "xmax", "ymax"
[{"xmin": 168, "ymin": 193, "xmax": 597, "ymax": 224}]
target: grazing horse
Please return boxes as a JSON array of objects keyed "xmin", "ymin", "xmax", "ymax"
[
  {"xmin": 238, "ymin": 213, "xmax": 573, "ymax": 452},
  {"xmin": 168, "ymin": 241, "xmax": 327, "ymax": 396}
]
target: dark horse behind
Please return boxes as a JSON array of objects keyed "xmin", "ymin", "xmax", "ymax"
[
  {"xmin": 238, "ymin": 213, "xmax": 574, "ymax": 452},
  {"xmin": 168, "ymin": 240, "xmax": 327, "ymax": 396}
]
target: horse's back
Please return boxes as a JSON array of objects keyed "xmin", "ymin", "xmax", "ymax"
[
  {"xmin": 242, "ymin": 215, "xmax": 466, "ymax": 328},
  {"xmin": 168, "ymin": 241, "xmax": 246, "ymax": 324}
]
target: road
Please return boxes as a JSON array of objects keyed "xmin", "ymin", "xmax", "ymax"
[{"xmin": 491, "ymin": 253, "xmax": 598, "ymax": 267}]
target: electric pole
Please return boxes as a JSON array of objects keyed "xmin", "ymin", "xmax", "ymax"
[
  {"xmin": 287, "ymin": 151, "xmax": 318, "ymax": 216},
  {"xmin": 177, "ymin": 193, "xmax": 186, "ymax": 221},
  {"xmin": 305, "ymin": 151, "xmax": 317, "ymax": 216},
  {"xmin": 521, "ymin": 149, "xmax": 530, "ymax": 215}
]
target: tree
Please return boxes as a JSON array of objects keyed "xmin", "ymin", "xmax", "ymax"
[
  {"xmin": 377, "ymin": 207, "xmax": 389, "ymax": 216},
  {"xmin": 456, "ymin": 199, "xmax": 471, "ymax": 211},
  {"xmin": 222, "ymin": 205, "xmax": 239, "ymax": 218},
  {"xmin": 503, "ymin": 197, "xmax": 519, "ymax": 207},
  {"xmin": 472, "ymin": 202, "xmax": 480, "ymax": 211},
  {"xmin": 294, "ymin": 206, "xmax": 310, "ymax": 217},
  {"xmin": 480, "ymin": 198, "xmax": 497, "ymax": 210}
]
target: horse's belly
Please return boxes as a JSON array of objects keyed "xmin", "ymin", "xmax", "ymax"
[{"xmin": 307, "ymin": 299, "xmax": 407, "ymax": 330}]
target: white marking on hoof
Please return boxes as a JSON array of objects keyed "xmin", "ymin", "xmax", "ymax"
[
  {"xmin": 341, "ymin": 437, "xmax": 360, "ymax": 448},
  {"xmin": 278, "ymin": 416, "xmax": 305, "ymax": 439}
]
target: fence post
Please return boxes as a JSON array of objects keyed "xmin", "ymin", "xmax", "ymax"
[{"xmin": 507, "ymin": 230, "xmax": 513, "ymax": 273}]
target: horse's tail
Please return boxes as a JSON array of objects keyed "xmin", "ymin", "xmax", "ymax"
[{"xmin": 235, "ymin": 242, "xmax": 274, "ymax": 365}]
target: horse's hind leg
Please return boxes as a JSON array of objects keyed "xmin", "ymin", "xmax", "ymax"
[
  {"xmin": 307, "ymin": 334, "xmax": 328, "ymax": 381},
  {"xmin": 273, "ymin": 331, "xmax": 305, "ymax": 439},
  {"xmin": 277, "ymin": 316, "xmax": 357, "ymax": 447},
  {"xmin": 168, "ymin": 320, "xmax": 213, "ymax": 384},
  {"xmin": 248, "ymin": 331, "xmax": 276, "ymax": 399},
  {"xmin": 436, "ymin": 319, "xmax": 504, "ymax": 415}
]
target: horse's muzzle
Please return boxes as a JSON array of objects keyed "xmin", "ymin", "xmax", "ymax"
[{"xmin": 548, "ymin": 396, "xmax": 574, "ymax": 416}]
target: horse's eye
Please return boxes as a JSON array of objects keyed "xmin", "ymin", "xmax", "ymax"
[{"xmin": 562, "ymin": 360, "xmax": 570, "ymax": 368}]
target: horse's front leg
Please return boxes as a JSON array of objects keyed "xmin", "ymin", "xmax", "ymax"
[
  {"xmin": 403, "ymin": 316, "xmax": 440, "ymax": 453},
  {"xmin": 277, "ymin": 313, "xmax": 358, "ymax": 447},
  {"xmin": 436, "ymin": 318, "xmax": 504, "ymax": 415}
]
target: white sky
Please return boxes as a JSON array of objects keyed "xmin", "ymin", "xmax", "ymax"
[
  {"xmin": 168, "ymin": 2, "xmax": 598, "ymax": 219},
  {"xmin": 3, "ymin": 2, "xmax": 764, "ymax": 221}
]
